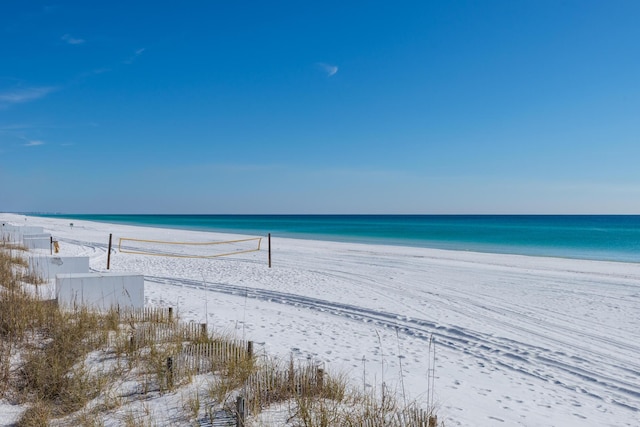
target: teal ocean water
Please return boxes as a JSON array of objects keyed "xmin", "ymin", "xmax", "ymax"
[{"xmin": 38, "ymin": 215, "xmax": 640, "ymax": 263}]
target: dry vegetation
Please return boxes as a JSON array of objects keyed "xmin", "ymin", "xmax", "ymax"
[{"xmin": 0, "ymin": 245, "xmax": 440, "ymax": 426}]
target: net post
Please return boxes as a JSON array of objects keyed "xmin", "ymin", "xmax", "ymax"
[
  {"xmin": 268, "ymin": 233, "xmax": 271, "ymax": 268},
  {"xmin": 107, "ymin": 233, "xmax": 113, "ymax": 270}
]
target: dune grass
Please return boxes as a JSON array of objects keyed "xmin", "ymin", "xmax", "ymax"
[{"xmin": 1, "ymin": 247, "xmax": 440, "ymax": 426}]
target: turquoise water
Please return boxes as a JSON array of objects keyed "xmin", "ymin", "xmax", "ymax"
[{"xmin": 38, "ymin": 214, "xmax": 640, "ymax": 263}]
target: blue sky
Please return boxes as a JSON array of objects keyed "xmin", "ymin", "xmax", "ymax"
[{"xmin": 1, "ymin": 1, "xmax": 639, "ymax": 214}]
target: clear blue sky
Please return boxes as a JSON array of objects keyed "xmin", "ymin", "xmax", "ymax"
[{"xmin": 2, "ymin": 1, "xmax": 639, "ymax": 214}]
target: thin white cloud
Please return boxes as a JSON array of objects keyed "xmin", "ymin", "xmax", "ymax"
[
  {"xmin": 0, "ymin": 86, "xmax": 57, "ymax": 107},
  {"xmin": 317, "ymin": 62, "xmax": 339, "ymax": 77},
  {"xmin": 0, "ymin": 123, "xmax": 33, "ymax": 131},
  {"xmin": 23, "ymin": 140, "xmax": 45, "ymax": 147},
  {"xmin": 123, "ymin": 48, "xmax": 145, "ymax": 64},
  {"xmin": 62, "ymin": 34, "xmax": 85, "ymax": 45}
]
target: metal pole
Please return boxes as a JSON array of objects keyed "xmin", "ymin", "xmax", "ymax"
[{"xmin": 268, "ymin": 233, "xmax": 271, "ymax": 268}]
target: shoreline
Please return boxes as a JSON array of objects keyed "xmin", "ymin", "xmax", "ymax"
[
  {"xmin": 4, "ymin": 213, "xmax": 640, "ymax": 279},
  {"xmin": 5, "ymin": 211, "xmax": 640, "ymax": 292},
  {"xmin": 29, "ymin": 212, "xmax": 640, "ymax": 264}
]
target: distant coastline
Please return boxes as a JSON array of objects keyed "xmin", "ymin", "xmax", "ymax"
[{"xmin": 33, "ymin": 214, "xmax": 640, "ymax": 263}]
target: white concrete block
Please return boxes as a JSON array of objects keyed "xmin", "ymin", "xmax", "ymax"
[
  {"xmin": 28, "ymin": 255, "xmax": 90, "ymax": 281},
  {"xmin": 23, "ymin": 237, "xmax": 52, "ymax": 250},
  {"xmin": 1, "ymin": 225, "xmax": 19, "ymax": 242},
  {"xmin": 23, "ymin": 233, "xmax": 52, "ymax": 240},
  {"xmin": 24, "ymin": 226, "xmax": 44, "ymax": 233},
  {"xmin": 1, "ymin": 225, "xmax": 45, "ymax": 243},
  {"xmin": 56, "ymin": 272, "xmax": 144, "ymax": 310},
  {"xmin": 23, "ymin": 233, "xmax": 52, "ymax": 250}
]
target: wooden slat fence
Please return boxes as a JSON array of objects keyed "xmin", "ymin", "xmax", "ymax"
[
  {"xmin": 240, "ymin": 360, "xmax": 436, "ymax": 426},
  {"xmin": 359, "ymin": 408, "xmax": 436, "ymax": 427},
  {"xmin": 97, "ymin": 309, "xmax": 204, "ymax": 348},
  {"xmin": 174, "ymin": 340, "xmax": 250, "ymax": 377},
  {"xmin": 80, "ymin": 304, "xmax": 439, "ymax": 427},
  {"xmin": 242, "ymin": 359, "xmax": 324, "ymax": 410},
  {"xmin": 116, "ymin": 306, "xmax": 173, "ymax": 323},
  {"xmin": 132, "ymin": 322, "xmax": 208, "ymax": 345},
  {"xmin": 77, "ymin": 307, "xmax": 180, "ymax": 355}
]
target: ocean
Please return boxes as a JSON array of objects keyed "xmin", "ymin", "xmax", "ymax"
[{"xmin": 37, "ymin": 214, "xmax": 640, "ymax": 263}]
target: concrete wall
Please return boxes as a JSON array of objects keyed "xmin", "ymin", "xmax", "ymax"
[
  {"xmin": 56, "ymin": 272, "xmax": 145, "ymax": 310},
  {"xmin": 29, "ymin": 255, "xmax": 90, "ymax": 281}
]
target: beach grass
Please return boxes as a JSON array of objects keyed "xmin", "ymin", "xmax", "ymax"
[{"xmin": 1, "ymin": 246, "xmax": 440, "ymax": 426}]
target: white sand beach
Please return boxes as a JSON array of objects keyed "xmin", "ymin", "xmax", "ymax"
[{"xmin": 1, "ymin": 213, "xmax": 639, "ymax": 426}]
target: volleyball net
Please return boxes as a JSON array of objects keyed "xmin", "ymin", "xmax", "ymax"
[{"xmin": 118, "ymin": 236, "xmax": 263, "ymax": 259}]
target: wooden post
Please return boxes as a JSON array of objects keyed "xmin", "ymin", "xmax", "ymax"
[
  {"xmin": 288, "ymin": 356, "xmax": 295, "ymax": 393},
  {"xmin": 106, "ymin": 233, "xmax": 113, "ymax": 270},
  {"xmin": 166, "ymin": 357, "xmax": 174, "ymax": 388},
  {"xmin": 168, "ymin": 307, "xmax": 173, "ymax": 322},
  {"xmin": 200, "ymin": 323, "xmax": 207, "ymax": 338},
  {"xmin": 317, "ymin": 367, "xmax": 324, "ymax": 391},
  {"xmin": 50, "ymin": 236, "xmax": 53, "ymax": 255},
  {"xmin": 236, "ymin": 396, "xmax": 246, "ymax": 427},
  {"xmin": 268, "ymin": 233, "xmax": 271, "ymax": 268},
  {"xmin": 247, "ymin": 341, "xmax": 253, "ymax": 359}
]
